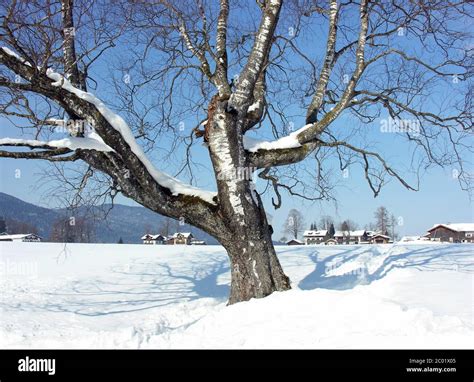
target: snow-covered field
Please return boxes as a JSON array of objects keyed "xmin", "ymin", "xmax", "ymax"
[{"xmin": 0, "ymin": 242, "xmax": 472, "ymax": 349}]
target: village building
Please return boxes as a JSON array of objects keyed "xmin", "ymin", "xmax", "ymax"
[
  {"xmin": 334, "ymin": 230, "xmax": 369, "ymax": 244},
  {"xmin": 424, "ymin": 223, "xmax": 474, "ymax": 243},
  {"xmin": 303, "ymin": 230, "xmax": 329, "ymax": 245},
  {"xmin": 286, "ymin": 239, "xmax": 304, "ymax": 246},
  {"xmin": 141, "ymin": 234, "xmax": 167, "ymax": 245},
  {"xmin": 190, "ymin": 238, "xmax": 206, "ymax": 245},
  {"xmin": 324, "ymin": 238, "xmax": 338, "ymax": 245},
  {"xmin": 333, "ymin": 230, "xmax": 347, "ymax": 244},
  {"xmin": 369, "ymin": 233, "xmax": 391, "ymax": 244},
  {"xmin": 168, "ymin": 232, "xmax": 194, "ymax": 245},
  {"xmin": 365, "ymin": 230, "xmax": 376, "ymax": 238},
  {"xmin": 141, "ymin": 232, "xmax": 206, "ymax": 245},
  {"xmin": 399, "ymin": 236, "xmax": 429, "ymax": 243},
  {"xmin": 0, "ymin": 233, "xmax": 42, "ymax": 242}
]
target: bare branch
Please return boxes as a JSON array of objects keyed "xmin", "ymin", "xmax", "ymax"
[
  {"xmin": 299, "ymin": 0, "xmax": 370, "ymax": 142},
  {"xmin": 61, "ymin": 0, "xmax": 83, "ymax": 89},
  {"xmin": 319, "ymin": 139, "xmax": 418, "ymax": 194},
  {"xmin": 306, "ymin": 0, "xmax": 339, "ymax": 123},
  {"xmin": 229, "ymin": 0, "xmax": 282, "ymax": 110},
  {"xmin": 0, "ymin": 147, "xmax": 77, "ymax": 161},
  {"xmin": 248, "ymin": 138, "xmax": 320, "ymax": 169},
  {"xmin": 213, "ymin": 0, "xmax": 231, "ymax": 97}
]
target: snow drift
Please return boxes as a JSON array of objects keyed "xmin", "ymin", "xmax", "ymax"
[{"xmin": 0, "ymin": 242, "xmax": 472, "ymax": 348}]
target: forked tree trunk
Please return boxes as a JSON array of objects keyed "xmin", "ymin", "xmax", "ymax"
[{"xmin": 206, "ymin": 96, "xmax": 291, "ymax": 304}]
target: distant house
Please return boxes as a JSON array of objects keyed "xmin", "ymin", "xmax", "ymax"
[
  {"xmin": 324, "ymin": 238, "xmax": 338, "ymax": 245},
  {"xmin": 286, "ymin": 239, "xmax": 304, "ymax": 246},
  {"xmin": 334, "ymin": 230, "xmax": 368, "ymax": 244},
  {"xmin": 365, "ymin": 230, "xmax": 376, "ymax": 239},
  {"xmin": 334, "ymin": 231, "xmax": 347, "ymax": 244},
  {"xmin": 369, "ymin": 233, "xmax": 391, "ymax": 244},
  {"xmin": 399, "ymin": 236, "xmax": 429, "ymax": 243},
  {"xmin": 0, "ymin": 233, "xmax": 42, "ymax": 242},
  {"xmin": 169, "ymin": 232, "xmax": 194, "ymax": 245},
  {"xmin": 303, "ymin": 230, "xmax": 329, "ymax": 245},
  {"xmin": 352, "ymin": 230, "xmax": 370, "ymax": 243},
  {"xmin": 424, "ymin": 223, "xmax": 474, "ymax": 243},
  {"xmin": 190, "ymin": 238, "xmax": 206, "ymax": 245},
  {"xmin": 141, "ymin": 234, "xmax": 167, "ymax": 245}
]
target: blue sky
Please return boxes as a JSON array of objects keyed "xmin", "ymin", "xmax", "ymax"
[
  {"xmin": 1, "ymin": 2, "xmax": 472, "ymax": 239},
  {"xmin": 1, "ymin": 118, "xmax": 471, "ymax": 238}
]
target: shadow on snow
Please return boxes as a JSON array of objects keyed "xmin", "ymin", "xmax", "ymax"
[
  {"xmin": 2, "ymin": 244, "xmax": 471, "ymax": 316},
  {"xmin": 4, "ymin": 255, "xmax": 230, "ymax": 316},
  {"xmin": 298, "ymin": 244, "xmax": 472, "ymax": 291}
]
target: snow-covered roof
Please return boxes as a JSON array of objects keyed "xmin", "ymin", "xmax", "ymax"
[
  {"xmin": 367, "ymin": 231, "xmax": 389, "ymax": 238},
  {"xmin": 370, "ymin": 234, "xmax": 391, "ymax": 239},
  {"xmin": 399, "ymin": 236, "xmax": 421, "ymax": 242},
  {"xmin": 427, "ymin": 223, "xmax": 474, "ymax": 233},
  {"xmin": 303, "ymin": 230, "xmax": 328, "ymax": 237},
  {"xmin": 141, "ymin": 234, "xmax": 166, "ymax": 240},
  {"xmin": 171, "ymin": 232, "xmax": 193, "ymax": 238},
  {"xmin": 334, "ymin": 230, "xmax": 366, "ymax": 237},
  {"xmin": 286, "ymin": 239, "xmax": 304, "ymax": 244},
  {"xmin": 190, "ymin": 239, "xmax": 206, "ymax": 244},
  {"xmin": 0, "ymin": 233, "xmax": 41, "ymax": 240}
]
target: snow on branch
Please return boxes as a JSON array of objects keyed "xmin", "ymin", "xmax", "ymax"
[
  {"xmin": 0, "ymin": 136, "xmax": 113, "ymax": 152},
  {"xmin": 1, "ymin": 47, "xmax": 32, "ymax": 67},
  {"xmin": 1, "ymin": 46, "xmax": 217, "ymax": 204},
  {"xmin": 243, "ymin": 124, "xmax": 313, "ymax": 153},
  {"xmin": 44, "ymin": 65, "xmax": 218, "ymax": 204}
]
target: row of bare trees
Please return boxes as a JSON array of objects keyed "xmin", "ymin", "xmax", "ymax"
[{"xmin": 282, "ymin": 205, "xmax": 399, "ymax": 240}]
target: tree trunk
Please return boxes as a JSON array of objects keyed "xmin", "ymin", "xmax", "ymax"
[
  {"xmin": 224, "ymin": 215, "xmax": 291, "ymax": 305},
  {"xmin": 206, "ymin": 96, "xmax": 291, "ymax": 305},
  {"xmin": 218, "ymin": 182, "xmax": 291, "ymax": 304}
]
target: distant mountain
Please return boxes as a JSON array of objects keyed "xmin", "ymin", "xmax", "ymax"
[
  {"xmin": 0, "ymin": 192, "xmax": 58, "ymax": 238},
  {"xmin": 0, "ymin": 192, "xmax": 218, "ymax": 244}
]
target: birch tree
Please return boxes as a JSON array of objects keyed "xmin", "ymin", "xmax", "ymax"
[
  {"xmin": 284, "ymin": 209, "xmax": 305, "ymax": 239},
  {"xmin": 374, "ymin": 206, "xmax": 390, "ymax": 235},
  {"xmin": 0, "ymin": 0, "xmax": 472, "ymax": 304}
]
